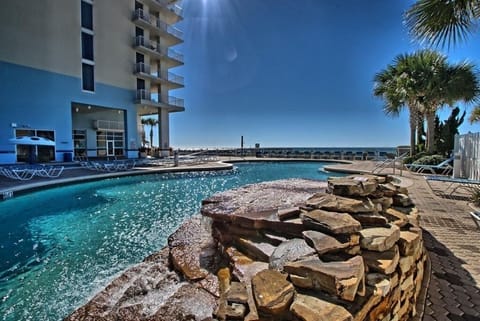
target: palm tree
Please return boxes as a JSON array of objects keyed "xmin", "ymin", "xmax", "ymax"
[
  {"xmin": 470, "ymin": 106, "xmax": 480, "ymax": 123},
  {"xmin": 141, "ymin": 117, "xmax": 158, "ymax": 148},
  {"xmin": 405, "ymin": 0, "xmax": 480, "ymax": 48},
  {"xmin": 374, "ymin": 53, "xmax": 427, "ymax": 156}
]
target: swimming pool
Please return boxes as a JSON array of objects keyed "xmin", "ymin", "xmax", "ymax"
[{"xmin": 0, "ymin": 162, "xmax": 343, "ymax": 321}]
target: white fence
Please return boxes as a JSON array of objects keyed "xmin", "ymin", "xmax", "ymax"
[{"xmin": 453, "ymin": 132, "xmax": 480, "ymax": 180}]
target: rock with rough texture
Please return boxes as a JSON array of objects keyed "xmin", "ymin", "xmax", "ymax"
[
  {"xmin": 363, "ymin": 245, "xmax": 400, "ymax": 275},
  {"xmin": 168, "ymin": 217, "xmax": 219, "ymax": 281},
  {"xmin": 284, "ymin": 256, "xmax": 365, "ymax": 301},
  {"xmin": 251, "ymin": 269, "xmax": 295, "ymax": 317},
  {"xmin": 269, "ymin": 238, "xmax": 316, "ymax": 271},
  {"xmin": 398, "ymin": 231, "xmax": 421, "ymax": 256},
  {"xmin": 359, "ymin": 225, "xmax": 400, "ymax": 252},
  {"xmin": 290, "ymin": 294, "xmax": 353, "ymax": 321},
  {"xmin": 301, "ymin": 209, "xmax": 362, "ymax": 235},
  {"xmin": 392, "ymin": 193, "xmax": 413, "ymax": 207},
  {"xmin": 234, "ymin": 237, "xmax": 276, "ymax": 262},
  {"xmin": 277, "ymin": 206, "xmax": 301, "ymax": 220},
  {"xmin": 226, "ymin": 282, "xmax": 248, "ymax": 304},
  {"xmin": 302, "ymin": 230, "xmax": 349, "ymax": 255},
  {"xmin": 306, "ymin": 193, "xmax": 375, "ymax": 213},
  {"xmin": 328, "ymin": 176, "xmax": 378, "ymax": 197},
  {"xmin": 352, "ymin": 213, "xmax": 389, "ymax": 227}
]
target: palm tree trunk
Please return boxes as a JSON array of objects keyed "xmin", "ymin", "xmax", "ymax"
[
  {"xmin": 426, "ymin": 111, "xmax": 436, "ymax": 153},
  {"xmin": 409, "ymin": 111, "xmax": 417, "ymax": 156},
  {"xmin": 150, "ymin": 127, "xmax": 154, "ymax": 149}
]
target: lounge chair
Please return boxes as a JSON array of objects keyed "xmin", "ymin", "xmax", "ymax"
[
  {"xmin": 424, "ymin": 175, "xmax": 480, "ymax": 195},
  {"xmin": 470, "ymin": 211, "xmax": 480, "ymax": 229},
  {"xmin": 406, "ymin": 156, "xmax": 454, "ymax": 175}
]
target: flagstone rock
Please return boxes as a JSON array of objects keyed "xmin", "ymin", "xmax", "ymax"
[
  {"xmin": 398, "ymin": 231, "xmax": 421, "ymax": 256},
  {"xmin": 352, "ymin": 213, "xmax": 389, "ymax": 227},
  {"xmin": 392, "ymin": 193, "xmax": 413, "ymax": 207},
  {"xmin": 363, "ymin": 245, "xmax": 400, "ymax": 275},
  {"xmin": 359, "ymin": 225, "xmax": 400, "ymax": 252},
  {"xmin": 290, "ymin": 294, "xmax": 353, "ymax": 321},
  {"xmin": 234, "ymin": 237, "xmax": 276, "ymax": 262},
  {"xmin": 277, "ymin": 206, "xmax": 301, "ymax": 220},
  {"xmin": 269, "ymin": 238, "xmax": 316, "ymax": 271},
  {"xmin": 226, "ymin": 282, "xmax": 248, "ymax": 304},
  {"xmin": 306, "ymin": 193, "xmax": 375, "ymax": 213},
  {"xmin": 302, "ymin": 230, "xmax": 349, "ymax": 255},
  {"xmin": 328, "ymin": 176, "xmax": 378, "ymax": 197},
  {"xmin": 251, "ymin": 269, "xmax": 295, "ymax": 317},
  {"xmin": 301, "ymin": 209, "xmax": 362, "ymax": 235},
  {"xmin": 284, "ymin": 256, "xmax": 365, "ymax": 301}
]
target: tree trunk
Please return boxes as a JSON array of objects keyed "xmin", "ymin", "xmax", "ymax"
[
  {"xmin": 150, "ymin": 127, "xmax": 154, "ymax": 149},
  {"xmin": 426, "ymin": 112, "xmax": 436, "ymax": 154},
  {"xmin": 409, "ymin": 111, "xmax": 417, "ymax": 156}
]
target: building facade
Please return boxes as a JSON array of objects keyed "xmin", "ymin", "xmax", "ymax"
[{"xmin": 0, "ymin": 0, "xmax": 184, "ymax": 164}]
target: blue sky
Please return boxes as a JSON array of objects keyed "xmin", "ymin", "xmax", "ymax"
[{"xmin": 162, "ymin": 0, "xmax": 480, "ymax": 149}]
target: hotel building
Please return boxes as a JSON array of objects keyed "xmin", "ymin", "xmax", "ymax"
[{"xmin": 0, "ymin": 0, "xmax": 184, "ymax": 164}]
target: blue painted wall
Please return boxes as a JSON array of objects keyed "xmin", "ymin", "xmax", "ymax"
[{"xmin": 0, "ymin": 61, "xmax": 137, "ymax": 164}]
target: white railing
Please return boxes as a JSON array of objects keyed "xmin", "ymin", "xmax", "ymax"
[
  {"xmin": 453, "ymin": 132, "xmax": 480, "ymax": 180},
  {"xmin": 156, "ymin": 20, "xmax": 183, "ymax": 39},
  {"xmin": 133, "ymin": 36, "xmax": 184, "ymax": 63},
  {"xmin": 168, "ymin": 96, "xmax": 184, "ymax": 107},
  {"xmin": 136, "ymin": 89, "xmax": 151, "ymax": 101},
  {"xmin": 134, "ymin": 62, "xmax": 150, "ymax": 74},
  {"xmin": 133, "ymin": 8, "xmax": 150, "ymax": 23}
]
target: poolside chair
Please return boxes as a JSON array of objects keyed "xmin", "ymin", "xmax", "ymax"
[
  {"xmin": 405, "ymin": 156, "xmax": 454, "ymax": 175},
  {"xmin": 35, "ymin": 166, "xmax": 64, "ymax": 178},
  {"xmin": 470, "ymin": 211, "xmax": 480, "ymax": 229},
  {"xmin": 0, "ymin": 167, "xmax": 35, "ymax": 180},
  {"xmin": 424, "ymin": 175, "xmax": 480, "ymax": 195}
]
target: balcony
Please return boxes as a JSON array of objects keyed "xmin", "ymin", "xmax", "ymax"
[
  {"xmin": 146, "ymin": 0, "xmax": 183, "ymax": 23},
  {"xmin": 135, "ymin": 89, "xmax": 185, "ymax": 112},
  {"xmin": 133, "ymin": 36, "xmax": 184, "ymax": 66},
  {"xmin": 134, "ymin": 63, "xmax": 184, "ymax": 88},
  {"xmin": 133, "ymin": 9, "xmax": 183, "ymax": 44}
]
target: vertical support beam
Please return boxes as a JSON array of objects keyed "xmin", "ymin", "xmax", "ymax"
[{"xmin": 158, "ymin": 108, "xmax": 170, "ymax": 156}]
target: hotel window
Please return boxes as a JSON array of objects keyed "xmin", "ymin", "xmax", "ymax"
[
  {"xmin": 82, "ymin": 33, "xmax": 94, "ymax": 61},
  {"xmin": 81, "ymin": 1, "xmax": 93, "ymax": 30},
  {"xmin": 82, "ymin": 63, "xmax": 95, "ymax": 91}
]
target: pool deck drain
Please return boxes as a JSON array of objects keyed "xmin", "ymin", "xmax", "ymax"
[{"xmin": 1, "ymin": 158, "xmax": 479, "ymax": 320}]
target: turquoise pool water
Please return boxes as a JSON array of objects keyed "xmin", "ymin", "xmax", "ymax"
[{"xmin": 0, "ymin": 162, "xmax": 342, "ymax": 321}]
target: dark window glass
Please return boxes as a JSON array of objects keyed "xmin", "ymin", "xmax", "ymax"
[
  {"xmin": 135, "ymin": 27, "xmax": 144, "ymax": 37},
  {"xmin": 82, "ymin": 63, "xmax": 94, "ymax": 91},
  {"xmin": 135, "ymin": 1, "xmax": 143, "ymax": 10},
  {"xmin": 137, "ymin": 78, "xmax": 145, "ymax": 90},
  {"xmin": 82, "ymin": 33, "xmax": 94, "ymax": 60},
  {"xmin": 81, "ymin": 2, "xmax": 93, "ymax": 30},
  {"xmin": 136, "ymin": 53, "xmax": 144, "ymax": 63}
]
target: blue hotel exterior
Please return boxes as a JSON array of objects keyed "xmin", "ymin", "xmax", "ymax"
[{"xmin": 0, "ymin": 0, "xmax": 184, "ymax": 164}]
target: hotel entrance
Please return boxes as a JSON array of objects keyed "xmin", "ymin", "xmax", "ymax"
[{"xmin": 72, "ymin": 103, "xmax": 125, "ymax": 158}]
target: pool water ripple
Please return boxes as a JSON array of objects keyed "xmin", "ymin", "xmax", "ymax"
[{"xmin": 0, "ymin": 162, "xmax": 341, "ymax": 321}]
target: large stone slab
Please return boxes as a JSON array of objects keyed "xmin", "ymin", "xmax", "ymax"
[
  {"xmin": 251, "ymin": 269, "xmax": 295, "ymax": 317},
  {"xmin": 168, "ymin": 217, "xmax": 219, "ymax": 281},
  {"xmin": 290, "ymin": 294, "xmax": 353, "ymax": 321},
  {"xmin": 328, "ymin": 176, "xmax": 378, "ymax": 197},
  {"xmin": 398, "ymin": 231, "xmax": 421, "ymax": 256},
  {"xmin": 301, "ymin": 209, "xmax": 362, "ymax": 235},
  {"xmin": 269, "ymin": 238, "xmax": 316, "ymax": 271},
  {"xmin": 363, "ymin": 245, "xmax": 399, "ymax": 275},
  {"xmin": 306, "ymin": 193, "xmax": 375, "ymax": 213},
  {"xmin": 284, "ymin": 256, "xmax": 365, "ymax": 301},
  {"xmin": 234, "ymin": 236, "xmax": 276, "ymax": 262},
  {"xmin": 302, "ymin": 230, "xmax": 349, "ymax": 255},
  {"xmin": 359, "ymin": 224, "xmax": 400, "ymax": 252}
]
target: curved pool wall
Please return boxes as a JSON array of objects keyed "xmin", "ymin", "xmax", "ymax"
[{"xmin": 0, "ymin": 162, "xmax": 344, "ymax": 321}]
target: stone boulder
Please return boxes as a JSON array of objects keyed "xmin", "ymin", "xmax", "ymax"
[
  {"xmin": 302, "ymin": 230, "xmax": 350, "ymax": 255},
  {"xmin": 269, "ymin": 238, "xmax": 316, "ymax": 271},
  {"xmin": 306, "ymin": 193, "xmax": 375, "ymax": 213},
  {"xmin": 359, "ymin": 224, "xmax": 400, "ymax": 252},
  {"xmin": 284, "ymin": 256, "xmax": 365, "ymax": 301},
  {"xmin": 290, "ymin": 294, "xmax": 353, "ymax": 321},
  {"xmin": 328, "ymin": 176, "xmax": 378, "ymax": 197},
  {"xmin": 301, "ymin": 209, "xmax": 362, "ymax": 235},
  {"xmin": 251, "ymin": 269, "xmax": 295, "ymax": 317}
]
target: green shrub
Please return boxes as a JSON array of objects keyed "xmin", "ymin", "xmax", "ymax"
[
  {"xmin": 412, "ymin": 154, "xmax": 446, "ymax": 165},
  {"xmin": 403, "ymin": 152, "xmax": 429, "ymax": 165}
]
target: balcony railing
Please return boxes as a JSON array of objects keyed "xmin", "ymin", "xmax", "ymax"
[
  {"xmin": 168, "ymin": 4, "xmax": 183, "ymax": 17},
  {"xmin": 134, "ymin": 36, "xmax": 184, "ymax": 63},
  {"xmin": 156, "ymin": 20, "xmax": 183, "ymax": 39},
  {"xmin": 133, "ymin": 8, "xmax": 151, "ymax": 24},
  {"xmin": 134, "ymin": 63, "xmax": 184, "ymax": 86},
  {"xmin": 136, "ymin": 90, "xmax": 184, "ymax": 108}
]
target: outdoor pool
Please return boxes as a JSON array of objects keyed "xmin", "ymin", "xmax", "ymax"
[{"xmin": 0, "ymin": 162, "xmax": 343, "ymax": 321}]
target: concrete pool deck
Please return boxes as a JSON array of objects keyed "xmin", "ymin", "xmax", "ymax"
[{"xmin": 1, "ymin": 158, "xmax": 479, "ymax": 320}]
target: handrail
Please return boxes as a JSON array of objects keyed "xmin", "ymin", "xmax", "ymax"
[{"xmin": 371, "ymin": 151, "xmax": 409, "ymax": 175}]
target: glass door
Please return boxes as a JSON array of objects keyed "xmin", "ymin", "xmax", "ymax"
[{"xmin": 107, "ymin": 140, "xmax": 114, "ymax": 156}]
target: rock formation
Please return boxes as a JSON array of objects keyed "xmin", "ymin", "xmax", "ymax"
[{"xmin": 65, "ymin": 175, "xmax": 427, "ymax": 321}]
